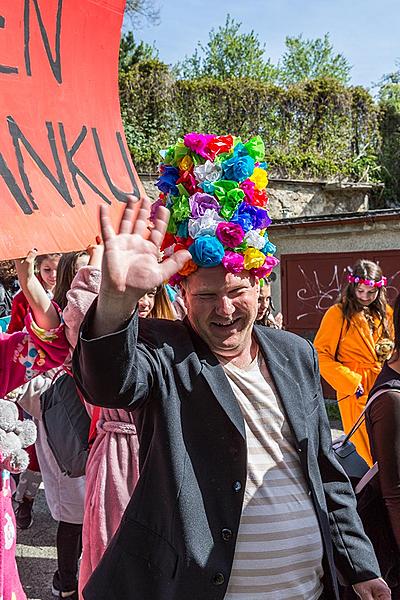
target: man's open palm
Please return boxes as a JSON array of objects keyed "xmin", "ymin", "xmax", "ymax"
[{"xmin": 100, "ymin": 197, "xmax": 190, "ymax": 300}]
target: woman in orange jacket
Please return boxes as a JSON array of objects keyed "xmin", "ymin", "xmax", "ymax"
[{"xmin": 314, "ymin": 259, "xmax": 393, "ymax": 466}]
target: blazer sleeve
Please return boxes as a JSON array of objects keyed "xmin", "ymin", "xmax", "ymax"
[
  {"xmin": 72, "ymin": 300, "xmax": 155, "ymax": 410},
  {"xmin": 314, "ymin": 305, "xmax": 361, "ymax": 397},
  {"xmin": 308, "ymin": 342, "xmax": 381, "ymax": 583}
]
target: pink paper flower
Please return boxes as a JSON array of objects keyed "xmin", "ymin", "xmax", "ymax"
[
  {"xmin": 222, "ymin": 251, "xmax": 245, "ymax": 273},
  {"xmin": 240, "ymin": 179, "xmax": 255, "ymax": 203},
  {"xmin": 184, "ymin": 133, "xmax": 216, "ymax": 159},
  {"xmin": 216, "ymin": 222, "xmax": 245, "ymax": 248}
]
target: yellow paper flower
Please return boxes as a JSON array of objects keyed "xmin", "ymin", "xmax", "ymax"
[
  {"xmin": 243, "ymin": 248, "xmax": 265, "ymax": 270},
  {"xmin": 180, "ymin": 155, "xmax": 194, "ymax": 172},
  {"xmin": 250, "ymin": 167, "xmax": 268, "ymax": 190}
]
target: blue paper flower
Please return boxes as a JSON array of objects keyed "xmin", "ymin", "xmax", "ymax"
[
  {"xmin": 238, "ymin": 202, "xmax": 272, "ymax": 229},
  {"xmin": 262, "ymin": 239, "xmax": 276, "ymax": 255},
  {"xmin": 189, "ymin": 235, "xmax": 225, "ymax": 267},
  {"xmin": 177, "ymin": 219, "xmax": 189, "ymax": 238},
  {"xmin": 156, "ymin": 166, "xmax": 180, "ymax": 195},
  {"xmin": 222, "ymin": 155, "xmax": 255, "ymax": 183},
  {"xmin": 200, "ymin": 180, "xmax": 216, "ymax": 194}
]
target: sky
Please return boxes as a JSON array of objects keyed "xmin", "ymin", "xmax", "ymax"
[{"xmin": 129, "ymin": 0, "xmax": 400, "ymax": 89}]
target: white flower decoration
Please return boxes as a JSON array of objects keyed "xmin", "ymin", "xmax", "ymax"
[
  {"xmin": 244, "ymin": 230, "xmax": 266, "ymax": 250},
  {"xmin": 188, "ymin": 209, "xmax": 223, "ymax": 239},
  {"xmin": 194, "ymin": 160, "xmax": 222, "ymax": 184}
]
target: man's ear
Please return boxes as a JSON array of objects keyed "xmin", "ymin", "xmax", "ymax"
[{"xmin": 179, "ymin": 283, "xmax": 187, "ymax": 303}]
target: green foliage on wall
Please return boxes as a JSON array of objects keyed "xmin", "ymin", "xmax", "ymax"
[{"xmin": 119, "ymin": 66, "xmax": 381, "ymax": 182}]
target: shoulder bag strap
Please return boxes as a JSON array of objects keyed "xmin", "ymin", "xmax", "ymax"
[{"xmin": 343, "ymin": 387, "xmax": 400, "ymax": 444}]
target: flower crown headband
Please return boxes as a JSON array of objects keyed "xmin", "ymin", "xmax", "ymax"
[
  {"xmin": 347, "ymin": 274, "xmax": 387, "ymax": 288},
  {"xmin": 153, "ymin": 132, "xmax": 279, "ymax": 285}
]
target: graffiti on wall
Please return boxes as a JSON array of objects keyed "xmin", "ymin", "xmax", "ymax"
[{"xmin": 296, "ymin": 265, "xmax": 400, "ymax": 321}]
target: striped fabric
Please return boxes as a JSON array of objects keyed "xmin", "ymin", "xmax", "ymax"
[{"xmin": 222, "ymin": 354, "xmax": 324, "ymax": 600}]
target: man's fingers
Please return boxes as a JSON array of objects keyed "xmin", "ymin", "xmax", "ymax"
[
  {"xmin": 99, "ymin": 205, "xmax": 116, "ymax": 243},
  {"xmin": 119, "ymin": 197, "xmax": 139, "ymax": 234},
  {"xmin": 150, "ymin": 206, "xmax": 170, "ymax": 248},
  {"xmin": 133, "ymin": 197, "xmax": 152, "ymax": 237},
  {"xmin": 161, "ymin": 250, "xmax": 192, "ymax": 281}
]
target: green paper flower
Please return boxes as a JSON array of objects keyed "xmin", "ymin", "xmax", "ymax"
[
  {"xmin": 172, "ymin": 196, "xmax": 190, "ymax": 221},
  {"xmin": 177, "ymin": 183, "xmax": 189, "ymax": 197},
  {"xmin": 244, "ymin": 136, "xmax": 265, "ymax": 161}
]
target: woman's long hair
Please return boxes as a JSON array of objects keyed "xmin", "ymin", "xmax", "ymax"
[
  {"xmin": 149, "ymin": 285, "xmax": 175, "ymax": 320},
  {"xmin": 341, "ymin": 259, "xmax": 389, "ymax": 335},
  {"xmin": 53, "ymin": 251, "xmax": 88, "ymax": 310},
  {"xmin": 393, "ymin": 293, "xmax": 400, "ymax": 355}
]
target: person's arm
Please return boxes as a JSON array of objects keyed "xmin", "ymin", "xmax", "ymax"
[
  {"xmin": 314, "ymin": 305, "xmax": 362, "ymax": 398},
  {"xmin": 307, "ymin": 341, "xmax": 387, "ymax": 594},
  {"xmin": 63, "ymin": 265, "xmax": 102, "ymax": 350},
  {"xmin": 368, "ymin": 390, "xmax": 400, "ymax": 550},
  {"xmin": 73, "ymin": 197, "xmax": 190, "ymax": 408},
  {"xmin": 14, "ymin": 250, "xmax": 60, "ymax": 330}
]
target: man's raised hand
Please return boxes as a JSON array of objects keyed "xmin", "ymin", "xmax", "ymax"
[{"xmin": 93, "ymin": 197, "xmax": 191, "ymax": 336}]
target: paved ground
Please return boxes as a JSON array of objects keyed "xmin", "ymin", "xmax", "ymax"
[
  {"xmin": 16, "ymin": 486, "xmax": 57, "ymax": 600},
  {"xmin": 15, "ymin": 428, "xmax": 345, "ymax": 600}
]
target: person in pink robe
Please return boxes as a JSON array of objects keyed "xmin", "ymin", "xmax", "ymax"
[{"xmin": 62, "ymin": 251, "xmax": 175, "ymax": 599}]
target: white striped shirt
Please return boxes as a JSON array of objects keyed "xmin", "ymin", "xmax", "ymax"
[{"xmin": 222, "ymin": 353, "xmax": 324, "ymax": 600}]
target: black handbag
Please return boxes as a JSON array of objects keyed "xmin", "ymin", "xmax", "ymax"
[
  {"xmin": 40, "ymin": 370, "xmax": 91, "ymax": 478},
  {"xmin": 332, "ymin": 401, "xmax": 372, "ymax": 488}
]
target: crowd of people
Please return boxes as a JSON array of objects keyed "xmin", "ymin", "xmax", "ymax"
[{"xmin": 0, "ymin": 132, "xmax": 399, "ymax": 600}]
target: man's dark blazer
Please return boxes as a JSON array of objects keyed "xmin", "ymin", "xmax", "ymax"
[{"xmin": 73, "ymin": 306, "xmax": 380, "ymax": 600}]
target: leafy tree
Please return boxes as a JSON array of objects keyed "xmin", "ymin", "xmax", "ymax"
[
  {"xmin": 175, "ymin": 14, "xmax": 278, "ymax": 82},
  {"xmin": 278, "ymin": 34, "xmax": 351, "ymax": 86},
  {"xmin": 378, "ymin": 62, "xmax": 400, "ymax": 206},
  {"xmin": 378, "ymin": 62, "xmax": 400, "ymax": 107},
  {"xmin": 119, "ymin": 32, "xmax": 158, "ymax": 75},
  {"xmin": 124, "ymin": 0, "xmax": 160, "ymax": 28}
]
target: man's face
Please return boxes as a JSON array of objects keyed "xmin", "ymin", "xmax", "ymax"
[{"xmin": 181, "ymin": 266, "xmax": 259, "ymax": 358}]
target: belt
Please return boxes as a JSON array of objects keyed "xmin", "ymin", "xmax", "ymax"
[{"xmin": 97, "ymin": 420, "xmax": 137, "ymax": 435}]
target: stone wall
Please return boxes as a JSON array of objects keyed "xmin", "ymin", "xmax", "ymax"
[
  {"xmin": 138, "ymin": 173, "xmax": 372, "ymax": 219},
  {"xmin": 268, "ymin": 213, "xmax": 400, "ymax": 313}
]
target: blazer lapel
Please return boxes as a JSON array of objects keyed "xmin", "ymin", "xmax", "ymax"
[
  {"xmin": 254, "ymin": 326, "xmax": 307, "ymax": 445},
  {"xmin": 185, "ymin": 321, "xmax": 246, "ymax": 440}
]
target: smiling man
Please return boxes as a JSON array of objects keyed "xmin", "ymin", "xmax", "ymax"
[{"xmin": 74, "ymin": 134, "xmax": 389, "ymax": 600}]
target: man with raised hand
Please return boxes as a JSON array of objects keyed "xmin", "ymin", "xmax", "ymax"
[{"xmin": 74, "ymin": 133, "xmax": 389, "ymax": 600}]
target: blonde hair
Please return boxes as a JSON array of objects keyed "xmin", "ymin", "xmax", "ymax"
[{"xmin": 149, "ymin": 285, "xmax": 175, "ymax": 320}]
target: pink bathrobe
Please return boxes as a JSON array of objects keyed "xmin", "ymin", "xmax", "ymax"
[
  {"xmin": 0, "ymin": 314, "xmax": 68, "ymax": 600},
  {"xmin": 63, "ymin": 267, "xmax": 140, "ymax": 598}
]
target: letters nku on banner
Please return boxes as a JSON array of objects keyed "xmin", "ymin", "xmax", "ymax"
[{"xmin": 0, "ymin": 0, "xmax": 144, "ymax": 259}]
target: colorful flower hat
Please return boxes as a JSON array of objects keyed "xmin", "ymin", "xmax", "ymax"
[{"xmin": 153, "ymin": 132, "xmax": 279, "ymax": 285}]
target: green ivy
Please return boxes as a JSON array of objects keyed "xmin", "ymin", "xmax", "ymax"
[{"xmin": 119, "ymin": 68, "xmax": 381, "ymax": 181}]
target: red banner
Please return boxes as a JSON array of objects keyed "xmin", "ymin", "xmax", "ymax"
[{"xmin": 0, "ymin": 0, "xmax": 143, "ymax": 259}]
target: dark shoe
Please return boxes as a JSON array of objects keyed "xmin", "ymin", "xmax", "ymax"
[
  {"xmin": 14, "ymin": 497, "xmax": 34, "ymax": 529},
  {"xmin": 52, "ymin": 571, "xmax": 78, "ymax": 599}
]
